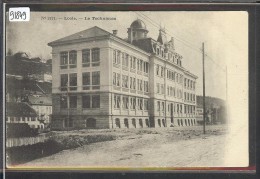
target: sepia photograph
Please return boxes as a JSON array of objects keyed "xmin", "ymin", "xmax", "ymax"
[{"xmin": 4, "ymin": 10, "xmax": 249, "ymax": 169}]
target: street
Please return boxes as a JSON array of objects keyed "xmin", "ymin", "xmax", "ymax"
[{"xmin": 18, "ymin": 125, "xmax": 229, "ymax": 168}]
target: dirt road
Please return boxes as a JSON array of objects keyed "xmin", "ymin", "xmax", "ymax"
[{"xmin": 20, "ymin": 126, "xmax": 227, "ymax": 168}]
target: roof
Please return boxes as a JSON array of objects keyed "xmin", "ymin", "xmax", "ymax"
[
  {"xmin": 48, "ymin": 26, "xmax": 111, "ymax": 46},
  {"xmin": 6, "ymin": 102, "xmax": 37, "ymax": 117},
  {"xmin": 130, "ymin": 19, "xmax": 147, "ymax": 30},
  {"xmin": 28, "ymin": 95, "xmax": 52, "ymax": 105},
  {"xmin": 6, "ymin": 77, "xmax": 52, "ymax": 94}
]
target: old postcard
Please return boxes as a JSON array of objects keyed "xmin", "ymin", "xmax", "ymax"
[{"xmin": 4, "ymin": 9, "xmax": 249, "ymax": 170}]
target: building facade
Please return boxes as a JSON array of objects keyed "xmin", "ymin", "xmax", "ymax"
[
  {"xmin": 28, "ymin": 95, "xmax": 52, "ymax": 126},
  {"xmin": 48, "ymin": 20, "xmax": 197, "ymax": 129},
  {"xmin": 6, "ymin": 102, "xmax": 44, "ymax": 129}
]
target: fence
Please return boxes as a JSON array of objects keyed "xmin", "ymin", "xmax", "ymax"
[{"xmin": 6, "ymin": 133, "xmax": 50, "ymax": 148}]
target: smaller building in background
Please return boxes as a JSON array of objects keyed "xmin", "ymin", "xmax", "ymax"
[
  {"xmin": 6, "ymin": 102, "xmax": 44, "ymax": 129},
  {"xmin": 196, "ymin": 105, "xmax": 212, "ymax": 125},
  {"xmin": 28, "ymin": 95, "xmax": 52, "ymax": 126}
]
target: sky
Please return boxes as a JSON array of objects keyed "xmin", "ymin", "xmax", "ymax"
[{"xmin": 6, "ymin": 11, "xmax": 248, "ymax": 100}]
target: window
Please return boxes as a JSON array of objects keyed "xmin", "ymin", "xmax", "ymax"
[
  {"xmin": 92, "ymin": 71, "xmax": 100, "ymax": 89},
  {"xmin": 137, "ymin": 59, "xmax": 140, "ymax": 71},
  {"xmin": 60, "ymin": 74, "xmax": 68, "ymax": 91},
  {"xmin": 162, "ymin": 102, "xmax": 165, "ymax": 111},
  {"xmin": 82, "ymin": 95, "xmax": 91, "ymax": 108},
  {"xmin": 115, "ymin": 118, "xmax": 120, "ymax": 128},
  {"xmin": 116, "ymin": 73, "xmax": 120, "ymax": 86},
  {"xmin": 139, "ymin": 60, "xmax": 143, "ymax": 72},
  {"xmin": 122, "ymin": 53, "xmax": 129, "ymax": 67},
  {"xmin": 144, "ymin": 99, "xmax": 149, "ymax": 110},
  {"xmin": 157, "ymin": 101, "xmax": 160, "ymax": 111},
  {"xmin": 113, "ymin": 73, "xmax": 117, "ymax": 86},
  {"xmin": 144, "ymin": 62, "xmax": 149, "ymax": 73},
  {"xmin": 122, "ymin": 75, "xmax": 129, "ymax": 88},
  {"xmin": 156, "ymin": 83, "xmax": 160, "ymax": 94},
  {"xmin": 144, "ymin": 81, "xmax": 149, "ymax": 92},
  {"xmin": 113, "ymin": 50, "xmax": 117, "ymax": 64},
  {"xmin": 161, "ymin": 66, "xmax": 164, "ymax": 77},
  {"xmin": 60, "ymin": 95, "xmax": 67, "ymax": 108},
  {"xmin": 130, "ymin": 57, "xmax": 136, "ymax": 69},
  {"xmin": 92, "ymin": 48, "xmax": 100, "ymax": 66},
  {"xmin": 130, "ymin": 77, "xmax": 136, "ymax": 90},
  {"xmin": 60, "ymin": 51, "xmax": 68, "ymax": 69},
  {"xmin": 69, "ymin": 51, "xmax": 77, "ymax": 68},
  {"xmin": 69, "ymin": 73, "xmax": 77, "ymax": 91},
  {"xmin": 156, "ymin": 65, "xmax": 160, "ymax": 75},
  {"xmin": 139, "ymin": 119, "xmax": 143, "ymax": 128},
  {"xmin": 69, "ymin": 96, "xmax": 77, "ymax": 108},
  {"xmin": 114, "ymin": 95, "xmax": 121, "ymax": 109},
  {"xmin": 117, "ymin": 51, "xmax": 121, "ymax": 64},
  {"xmin": 82, "ymin": 72, "xmax": 90, "ymax": 90},
  {"xmin": 124, "ymin": 118, "xmax": 129, "ymax": 128},
  {"xmin": 161, "ymin": 84, "xmax": 164, "ymax": 94},
  {"xmin": 130, "ymin": 97, "xmax": 136, "ymax": 109},
  {"xmin": 92, "ymin": 95, "xmax": 100, "ymax": 108},
  {"xmin": 137, "ymin": 98, "xmax": 143, "ymax": 110},
  {"xmin": 82, "ymin": 49, "xmax": 90, "ymax": 67},
  {"xmin": 122, "ymin": 96, "xmax": 129, "ymax": 109},
  {"xmin": 132, "ymin": 118, "xmax": 136, "ymax": 128},
  {"xmin": 137, "ymin": 79, "xmax": 143, "ymax": 91}
]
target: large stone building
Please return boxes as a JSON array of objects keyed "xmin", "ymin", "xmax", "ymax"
[{"xmin": 48, "ymin": 19, "xmax": 197, "ymax": 129}]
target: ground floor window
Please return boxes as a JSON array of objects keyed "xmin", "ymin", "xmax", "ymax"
[
  {"xmin": 145, "ymin": 118, "xmax": 149, "ymax": 127},
  {"xmin": 124, "ymin": 118, "xmax": 129, "ymax": 128},
  {"xmin": 162, "ymin": 119, "xmax": 166, "ymax": 127},
  {"xmin": 86, "ymin": 118, "xmax": 96, "ymax": 128},
  {"xmin": 139, "ymin": 119, "xmax": 143, "ymax": 128},
  {"xmin": 64, "ymin": 118, "xmax": 73, "ymax": 127},
  {"xmin": 158, "ymin": 119, "xmax": 161, "ymax": 127},
  {"xmin": 115, "ymin": 118, "xmax": 120, "ymax": 128},
  {"xmin": 132, "ymin": 118, "xmax": 136, "ymax": 128}
]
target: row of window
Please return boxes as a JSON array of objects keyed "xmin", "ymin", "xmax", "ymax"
[
  {"xmin": 113, "ymin": 73, "xmax": 149, "ymax": 92},
  {"xmin": 166, "ymin": 69, "xmax": 183, "ymax": 84},
  {"xmin": 157, "ymin": 101, "xmax": 196, "ymax": 115},
  {"xmin": 156, "ymin": 65, "xmax": 183, "ymax": 84},
  {"xmin": 114, "ymin": 95, "xmax": 149, "ymax": 110},
  {"xmin": 177, "ymin": 118, "xmax": 196, "ymax": 127},
  {"xmin": 156, "ymin": 83, "xmax": 165, "ymax": 95},
  {"xmin": 114, "ymin": 118, "xmax": 150, "ymax": 128},
  {"xmin": 184, "ymin": 92, "xmax": 196, "ymax": 102},
  {"xmin": 7, "ymin": 116, "xmax": 37, "ymax": 122},
  {"xmin": 60, "ymin": 72, "xmax": 100, "ymax": 91},
  {"xmin": 60, "ymin": 48, "xmax": 100, "ymax": 69},
  {"xmin": 113, "ymin": 50, "xmax": 149, "ymax": 73},
  {"xmin": 33, "ymin": 106, "xmax": 52, "ymax": 114},
  {"xmin": 60, "ymin": 95, "xmax": 100, "ymax": 109},
  {"xmin": 184, "ymin": 78, "xmax": 196, "ymax": 90},
  {"xmin": 154, "ymin": 45, "xmax": 182, "ymax": 67}
]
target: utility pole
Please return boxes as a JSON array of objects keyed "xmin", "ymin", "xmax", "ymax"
[{"xmin": 202, "ymin": 42, "xmax": 206, "ymax": 134}]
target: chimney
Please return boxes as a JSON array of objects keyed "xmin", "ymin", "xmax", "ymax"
[{"xmin": 112, "ymin": 30, "xmax": 118, "ymax": 36}]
